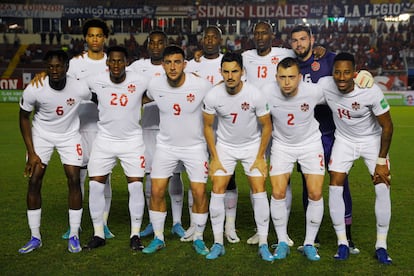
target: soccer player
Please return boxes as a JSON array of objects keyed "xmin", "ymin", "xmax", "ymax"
[
  {"xmin": 242, "ymin": 21, "xmax": 295, "ymax": 246},
  {"xmin": 290, "ymin": 25, "xmax": 359, "ymax": 253},
  {"xmin": 83, "ymin": 46, "xmax": 149, "ymax": 251},
  {"xmin": 142, "ymin": 45, "xmax": 211, "ymax": 255},
  {"xmin": 18, "ymin": 49, "xmax": 90, "ymax": 254},
  {"xmin": 262, "ymin": 57, "xmax": 325, "ymax": 261},
  {"xmin": 203, "ymin": 52, "xmax": 273, "ymax": 261},
  {"xmin": 128, "ymin": 31, "xmax": 186, "ymax": 239},
  {"xmin": 321, "ymin": 52, "xmax": 393, "ymax": 264},
  {"xmin": 185, "ymin": 25, "xmax": 240, "ymax": 244}
]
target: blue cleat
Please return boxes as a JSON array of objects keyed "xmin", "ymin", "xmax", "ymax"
[
  {"xmin": 140, "ymin": 223, "xmax": 154, "ymax": 238},
  {"xmin": 206, "ymin": 243, "xmax": 225, "ymax": 260},
  {"xmin": 376, "ymin": 248, "xmax": 392, "ymax": 265},
  {"xmin": 19, "ymin": 237, "xmax": 42, "ymax": 254},
  {"xmin": 171, "ymin": 223, "xmax": 185, "ymax": 238},
  {"xmin": 258, "ymin": 244, "xmax": 274, "ymax": 262},
  {"xmin": 303, "ymin": 244, "xmax": 320, "ymax": 261},
  {"xmin": 193, "ymin": 239, "xmax": 209, "ymax": 255},
  {"xmin": 334, "ymin": 244, "xmax": 349, "ymax": 260},
  {"xmin": 62, "ymin": 228, "xmax": 70, "ymax": 240},
  {"xmin": 104, "ymin": 225, "xmax": 115, "ymax": 239},
  {"xmin": 273, "ymin": 241, "xmax": 290, "ymax": 260},
  {"xmin": 68, "ymin": 236, "xmax": 82, "ymax": 253},
  {"xmin": 142, "ymin": 238, "xmax": 165, "ymax": 254}
]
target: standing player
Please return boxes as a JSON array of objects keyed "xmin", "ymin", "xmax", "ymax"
[
  {"xmin": 185, "ymin": 25, "xmax": 240, "ymax": 244},
  {"xmin": 19, "ymin": 50, "xmax": 90, "ymax": 254},
  {"xmin": 262, "ymin": 57, "xmax": 325, "ymax": 261},
  {"xmin": 321, "ymin": 53, "xmax": 393, "ymax": 264},
  {"xmin": 142, "ymin": 46, "xmax": 211, "ymax": 255},
  {"xmin": 290, "ymin": 25, "xmax": 359, "ymax": 253},
  {"xmin": 129, "ymin": 31, "xmax": 186, "ymax": 239},
  {"xmin": 203, "ymin": 52, "xmax": 273, "ymax": 261},
  {"xmin": 84, "ymin": 46, "xmax": 149, "ymax": 251}
]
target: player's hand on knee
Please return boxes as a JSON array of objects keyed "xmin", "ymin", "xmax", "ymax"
[
  {"xmin": 25, "ymin": 153, "xmax": 44, "ymax": 177},
  {"xmin": 250, "ymin": 158, "xmax": 268, "ymax": 178}
]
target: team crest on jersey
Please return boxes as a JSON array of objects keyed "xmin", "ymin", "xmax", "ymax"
[
  {"xmin": 187, "ymin": 93, "xmax": 195, "ymax": 103},
  {"xmin": 128, "ymin": 84, "xmax": 136, "ymax": 93},
  {"xmin": 352, "ymin": 101, "xmax": 360, "ymax": 110},
  {"xmin": 271, "ymin": 56, "xmax": 279, "ymax": 65},
  {"xmin": 241, "ymin": 102, "xmax": 250, "ymax": 111},
  {"xmin": 311, "ymin": 61, "xmax": 320, "ymax": 71},
  {"xmin": 66, "ymin": 98, "xmax": 75, "ymax": 106},
  {"xmin": 301, "ymin": 103, "xmax": 309, "ymax": 112}
]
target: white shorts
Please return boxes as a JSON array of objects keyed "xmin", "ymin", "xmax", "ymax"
[
  {"xmin": 80, "ymin": 129, "xmax": 98, "ymax": 167},
  {"xmin": 329, "ymin": 135, "xmax": 383, "ymax": 175},
  {"xmin": 214, "ymin": 142, "xmax": 263, "ymax": 177},
  {"xmin": 88, "ymin": 136, "xmax": 146, "ymax": 178},
  {"xmin": 151, "ymin": 144, "xmax": 208, "ymax": 183},
  {"xmin": 269, "ymin": 140, "xmax": 325, "ymax": 176},
  {"xmin": 32, "ymin": 132, "xmax": 83, "ymax": 166}
]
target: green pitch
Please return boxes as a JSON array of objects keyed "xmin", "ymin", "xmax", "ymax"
[{"xmin": 0, "ymin": 103, "xmax": 413, "ymax": 274}]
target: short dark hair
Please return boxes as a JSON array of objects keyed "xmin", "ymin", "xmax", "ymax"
[
  {"xmin": 43, "ymin": 49, "xmax": 69, "ymax": 65},
  {"xmin": 82, "ymin": 18, "xmax": 109, "ymax": 38},
  {"xmin": 277, "ymin": 57, "xmax": 300, "ymax": 71},
  {"xmin": 334, "ymin": 52, "xmax": 355, "ymax": 67},
  {"xmin": 203, "ymin": 25, "xmax": 222, "ymax": 38},
  {"xmin": 290, "ymin": 25, "xmax": 312, "ymax": 38},
  {"xmin": 253, "ymin": 21, "xmax": 273, "ymax": 33},
  {"xmin": 221, "ymin": 52, "xmax": 243, "ymax": 69},
  {"xmin": 162, "ymin": 45, "xmax": 185, "ymax": 59},
  {"xmin": 148, "ymin": 30, "xmax": 168, "ymax": 43},
  {"xmin": 106, "ymin": 46, "xmax": 128, "ymax": 58}
]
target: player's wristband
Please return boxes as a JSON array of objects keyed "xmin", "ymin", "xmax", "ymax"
[{"xmin": 376, "ymin": 157, "xmax": 387, "ymax": 165}]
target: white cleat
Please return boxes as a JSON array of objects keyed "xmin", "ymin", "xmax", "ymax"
[
  {"xmin": 247, "ymin": 232, "xmax": 259, "ymax": 245},
  {"xmin": 225, "ymin": 230, "xmax": 240, "ymax": 244},
  {"xmin": 180, "ymin": 224, "xmax": 195, "ymax": 242}
]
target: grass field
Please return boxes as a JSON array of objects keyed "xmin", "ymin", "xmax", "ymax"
[{"xmin": 1, "ymin": 103, "xmax": 413, "ymax": 275}]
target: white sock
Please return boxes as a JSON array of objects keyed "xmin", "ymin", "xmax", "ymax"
[
  {"xmin": 188, "ymin": 188, "xmax": 194, "ymax": 227},
  {"xmin": 270, "ymin": 196, "xmax": 288, "ymax": 244},
  {"xmin": 168, "ymin": 173, "xmax": 184, "ymax": 225},
  {"xmin": 375, "ymin": 183, "xmax": 391, "ymax": 249},
  {"xmin": 149, "ymin": 210, "xmax": 167, "ymax": 241},
  {"xmin": 27, "ymin": 209, "xmax": 41, "ymax": 240},
  {"xmin": 89, "ymin": 180, "xmax": 105, "ymax": 238},
  {"xmin": 79, "ymin": 168, "xmax": 88, "ymax": 200},
  {"xmin": 192, "ymin": 212, "xmax": 208, "ymax": 241},
  {"xmin": 145, "ymin": 173, "xmax": 152, "ymax": 208},
  {"xmin": 329, "ymin": 186, "xmax": 348, "ymax": 246},
  {"xmin": 304, "ymin": 198, "xmax": 323, "ymax": 245},
  {"xmin": 69, "ymin": 208, "xmax": 83, "ymax": 238},
  {"xmin": 252, "ymin": 192, "xmax": 269, "ymax": 245},
  {"xmin": 128, "ymin": 181, "xmax": 145, "ymax": 237},
  {"xmin": 209, "ymin": 192, "xmax": 225, "ymax": 245},
  {"xmin": 286, "ymin": 183, "xmax": 292, "ymax": 221},
  {"xmin": 224, "ymin": 188, "xmax": 238, "ymax": 233},
  {"xmin": 103, "ymin": 175, "xmax": 112, "ymax": 226}
]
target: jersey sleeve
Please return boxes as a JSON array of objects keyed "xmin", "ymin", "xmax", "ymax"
[
  {"xmin": 371, "ymin": 84, "xmax": 390, "ymax": 116},
  {"xmin": 202, "ymin": 89, "xmax": 217, "ymax": 115},
  {"xmin": 253, "ymin": 89, "xmax": 270, "ymax": 118},
  {"xmin": 20, "ymin": 85, "xmax": 37, "ymax": 112}
]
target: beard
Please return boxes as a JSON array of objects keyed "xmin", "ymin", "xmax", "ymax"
[{"xmin": 295, "ymin": 46, "xmax": 311, "ymax": 60}]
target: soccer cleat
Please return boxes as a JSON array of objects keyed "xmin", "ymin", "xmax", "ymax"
[
  {"xmin": 84, "ymin": 236, "xmax": 105, "ymax": 250},
  {"xmin": 225, "ymin": 230, "xmax": 240, "ymax": 244},
  {"xmin": 61, "ymin": 228, "xmax": 71, "ymax": 240},
  {"xmin": 171, "ymin": 223, "xmax": 186, "ymax": 238},
  {"xmin": 180, "ymin": 224, "xmax": 195, "ymax": 242},
  {"xmin": 140, "ymin": 223, "xmax": 154, "ymax": 238},
  {"xmin": 18, "ymin": 237, "xmax": 42, "ymax": 254},
  {"xmin": 287, "ymin": 235, "xmax": 294, "ymax": 247},
  {"xmin": 273, "ymin": 241, "xmax": 290, "ymax": 260},
  {"xmin": 206, "ymin": 243, "xmax": 225, "ymax": 260},
  {"xmin": 142, "ymin": 238, "xmax": 165, "ymax": 254},
  {"xmin": 104, "ymin": 225, "xmax": 115, "ymax": 239},
  {"xmin": 303, "ymin": 244, "xmax": 320, "ymax": 261},
  {"xmin": 376, "ymin": 248, "xmax": 392, "ymax": 265},
  {"xmin": 348, "ymin": 240, "xmax": 360, "ymax": 255},
  {"xmin": 258, "ymin": 244, "xmax": 274, "ymax": 262},
  {"xmin": 130, "ymin": 235, "xmax": 145, "ymax": 251},
  {"xmin": 334, "ymin": 244, "xmax": 349, "ymax": 260},
  {"xmin": 68, "ymin": 236, "xmax": 82, "ymax": 253},
  {"xmin": 193, "ymin": 239, "xmax": 209, "ymax": 255},
  {"xmin": 247, "ymin": 232, "xmax": 259, "ymax": 245}
]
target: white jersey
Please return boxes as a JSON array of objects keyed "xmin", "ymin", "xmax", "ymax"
[
  {"xmin": 242, "ymin": 47, "xmax": 295, "ymax": 88},
  {"xmin": 20, "ymin": 75, "xmax": 90, "ymax": 138},
  {"xmin": 87, "ymin": 72, "xmax": 149, "ymax": 141},
  {"xmin": 68, "ymin": 53, "xmax": 108, "ymax": 130},
  {"xmin": 203, "ymin": 82, "xmax": 269, "ymax": 148},
  {"xmin": 186, "ymin": 54, "xmax": 223, "ymax": 85},
  {"xmin": 320, "ymin": 77, "xmax": 390, "ymax": 143},
  {"xmin": 128, "ymin": 58, "xmax": 164, "ymax": 130},
  {"xmin": 146, "ymin": 72, "xmax": 212, "ymax": 147},
  {"xmin": 262, "ymin": 81, "xmax": 324, "ymax": 146}
]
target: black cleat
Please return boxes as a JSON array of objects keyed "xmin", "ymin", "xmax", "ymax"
[
  {"xmin": 84, "ymin": 236, "xmax": 105, "ymax": 250},
  {"xmin": 130, "ymin": 235, "xmax": 145, "ymax": 251}
]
